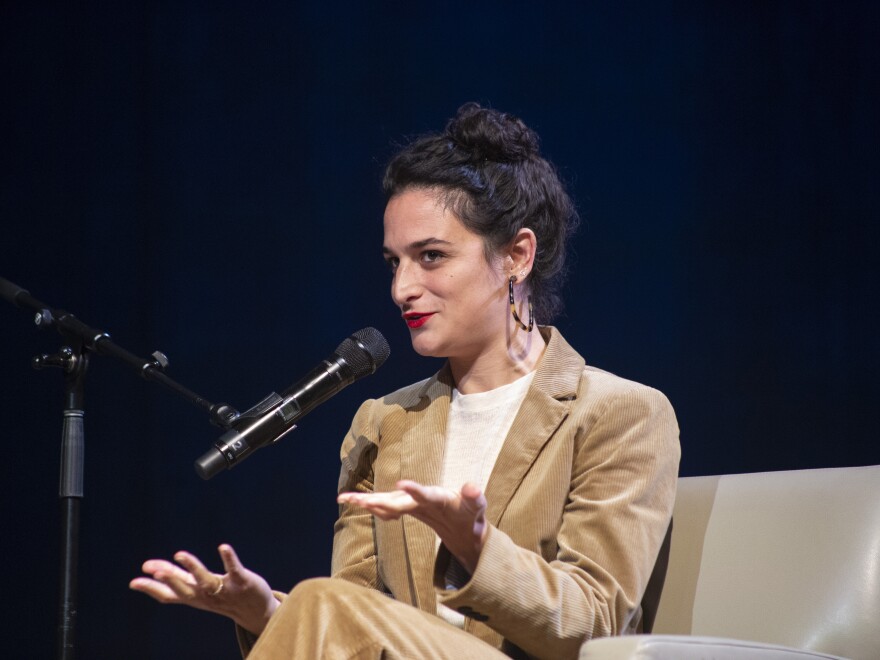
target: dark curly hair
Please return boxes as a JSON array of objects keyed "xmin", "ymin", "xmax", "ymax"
[{"xmin": 383, "ymin": 102, "xmax": 579, "ymax": 322}]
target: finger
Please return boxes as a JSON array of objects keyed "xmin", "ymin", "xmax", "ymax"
[
  {"xmin": 374, "ymin": 491, "xmax": 417, "ymax": 510},
  {"xmin": 459, "ymin": 482, "xmax": 482, "ymax": 499},
  {"xmin": 173, "ymin": 551, "xmax": 218, "ymax": 591},
  {"xmin": 337, "ymin": 491, "xmax": 378, "ymax": 505},
  {"xmin": 368, "ymin": 501, "xmax": 416, "ymax": 519},
  {"xmin": 398, "ymin": 482, "xmax": 449, "ymax": 507},
  {"xmin": 396, "ymin": 480, "xmax": 427, "ymax": 499},
  {"xmin": 340, "ymin": 491, "xmax": 413, "ymax": 508},
  {"xmin": 142, "ymin": 559, "xmax": 197, "ymax": 586},
  {"xmin": 459, "ymin": 482, "xmax": 487, "ymax": 511},
  {"xmin": 157, "ymin": 568, "xmax": 199, "ymax": 600},
  {"xmin": 142, "ymin": 558, "xmax": 181, "ymax": 576},
  {"xmin": 354, "ymin": 496, "xmax": 415, "ymax": 518},
  {"xmin": 218, "ymin": 543, "xmax": 243, "ymax": 576},
  {"xmin": 396, "ymin": 480, "xmax": 450, "ymax": 504},
  {"xmin": 345, "ymin": 492, "xmax": 417, "ymax": 519},
  {"xmin": 129, "ymin": 577, "xmax": 182, "ymax": 604}
]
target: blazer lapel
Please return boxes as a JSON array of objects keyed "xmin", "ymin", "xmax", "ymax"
[
  {"xmin": 393, "ymin": 329, "xmax": 583, "ymax": 610},
  {"xmin": 399, "ymin": 366, "xmax": 453, "ymax": 611},
  {"xmin": 485, "ymin": 327, "xmax": 585, "ymax": 525}
]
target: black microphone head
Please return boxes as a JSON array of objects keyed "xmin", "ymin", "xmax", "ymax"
[{"xmin": 335, "ymin": 327, "xmax": 390, "ymax": 378}]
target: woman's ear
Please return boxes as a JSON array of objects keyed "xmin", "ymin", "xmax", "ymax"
[{"xmin": 507, "ymin": 228, "xmax": 537, "ymax": 279}]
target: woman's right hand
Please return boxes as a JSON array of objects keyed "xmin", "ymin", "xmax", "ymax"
[{"xmin": 129, "ymin": 543, "xmax": 278, "ymax": 635}]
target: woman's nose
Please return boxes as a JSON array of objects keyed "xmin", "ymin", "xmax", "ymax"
[{"xmin": 391, "ymin": 262, "xmax": 421, "ymax": 306}]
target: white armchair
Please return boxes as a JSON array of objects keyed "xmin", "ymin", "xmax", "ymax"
[{"xmin": 581, "ymin": 465, "xmax": 880, "ymax": 660}]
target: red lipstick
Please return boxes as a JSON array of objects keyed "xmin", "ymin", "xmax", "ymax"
[{"xmin": 403, "ymin": 312, "xmax": 434, "ymax": 328}]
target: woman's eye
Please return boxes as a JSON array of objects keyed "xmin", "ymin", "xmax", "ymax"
[
  {"xmin": 422, "ymin": 250, "xmax": 444, "ymax": 263},
  {"xmin": 385, "ymin": 257, "xmax": 399, "ymax": 273}
]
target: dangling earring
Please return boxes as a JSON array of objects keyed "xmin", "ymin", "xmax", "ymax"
[{"xmin": 508, "ymin": 275, "xmax": 534, "ymax": 332}]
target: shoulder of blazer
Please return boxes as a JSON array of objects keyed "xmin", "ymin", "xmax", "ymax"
[
  {"xmin": 578, "ymin": 364, "xmax": 674, "ymax": 408},
  {"xmin": 536, "ymin": 328, "xmax": 675, "ymax": 429}
]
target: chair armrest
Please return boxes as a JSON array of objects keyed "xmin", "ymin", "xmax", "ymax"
[{"xmin": 580, "ymin": 635, "xmax": 846, "ymax": 660}]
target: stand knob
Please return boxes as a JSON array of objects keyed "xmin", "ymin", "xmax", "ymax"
[
  {"xmin": 32, "ymin": 347, "xmax": 78, "ymax": 373},
  {"xmin": 150, "ymin": 351, "xmax": 170, "ymax": 370},
  {"xmin": 33, "ymin": 308, "xmax": 54, "ymax": 328}
]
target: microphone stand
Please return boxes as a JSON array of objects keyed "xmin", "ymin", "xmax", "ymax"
[{"xmin": 0, "ymin": 277, "xmax": 240, "ymax": 660}]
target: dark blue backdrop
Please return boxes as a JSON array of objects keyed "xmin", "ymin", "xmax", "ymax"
[{"xmin": 1, "ymin": 2, "xmax": 877, "ymax": 657}]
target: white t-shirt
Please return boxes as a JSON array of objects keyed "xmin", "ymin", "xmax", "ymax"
[{"xmin": 437, "ymin": 370, "xmax": 536, "ymax": 628}]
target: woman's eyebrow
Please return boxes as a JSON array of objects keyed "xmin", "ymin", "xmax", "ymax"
[{"xmin": 382, "ymin": 238, "xmax": 453, "ymax": 255}]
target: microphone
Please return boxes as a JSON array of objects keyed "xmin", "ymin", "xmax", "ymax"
[{"xmin": 194, "ymin": 328, "xmax": 390, "ymax": 480}]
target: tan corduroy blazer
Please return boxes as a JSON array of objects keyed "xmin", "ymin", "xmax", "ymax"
[{"xmin": 330, "ymin": 327, "xmax": 680, "ymax": 659}]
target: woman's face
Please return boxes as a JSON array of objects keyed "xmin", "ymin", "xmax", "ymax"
[{"xmin": 383, "ymin": 188, "xmax": 509, "ymax": 362}]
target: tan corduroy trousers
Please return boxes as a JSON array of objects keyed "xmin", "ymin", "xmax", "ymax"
[{"xmin": 247, "ymin": 578, "xmax": 509, "ymax": 659}]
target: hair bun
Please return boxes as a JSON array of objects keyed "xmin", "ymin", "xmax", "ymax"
[{"xmin": 445, "ymin": 102, "xmax": 540, "ymax": 163}]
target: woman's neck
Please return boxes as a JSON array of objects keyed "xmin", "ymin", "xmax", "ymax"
[{"xmin": 449, "ymin": 329, "xmax": 547, "ymax": 394}]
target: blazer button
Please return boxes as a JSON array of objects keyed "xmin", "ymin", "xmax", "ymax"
[{"xmin": 456, "ymin": 606, "xmax": 489, "ymax": 622}]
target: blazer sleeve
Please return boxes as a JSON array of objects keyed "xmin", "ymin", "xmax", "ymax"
[
  {"xmin": 434, "ymin": 384, "xmax": 680, "ymax": 660},
  {"xmin": 330, "ymin": 398, "xmax": 386, "ymax": 590}
]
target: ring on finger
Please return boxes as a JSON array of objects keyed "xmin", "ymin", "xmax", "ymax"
[{"xmin": 208, "ymin": 579, "xmax": 224, "ymax": 596}]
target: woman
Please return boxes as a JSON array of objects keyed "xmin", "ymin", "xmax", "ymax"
[{"xmin": 131, "ymin": 103, "xmax": 680, "ymax": 659}]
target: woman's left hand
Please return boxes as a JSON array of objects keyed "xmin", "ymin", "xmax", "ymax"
[
  {"xmin": 129, "ymin": 544, "xmax": 278, "ymax": 635},
  {"xmin": 338, "ymin": 480, "xmax": 488, "ymax": 574}
]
